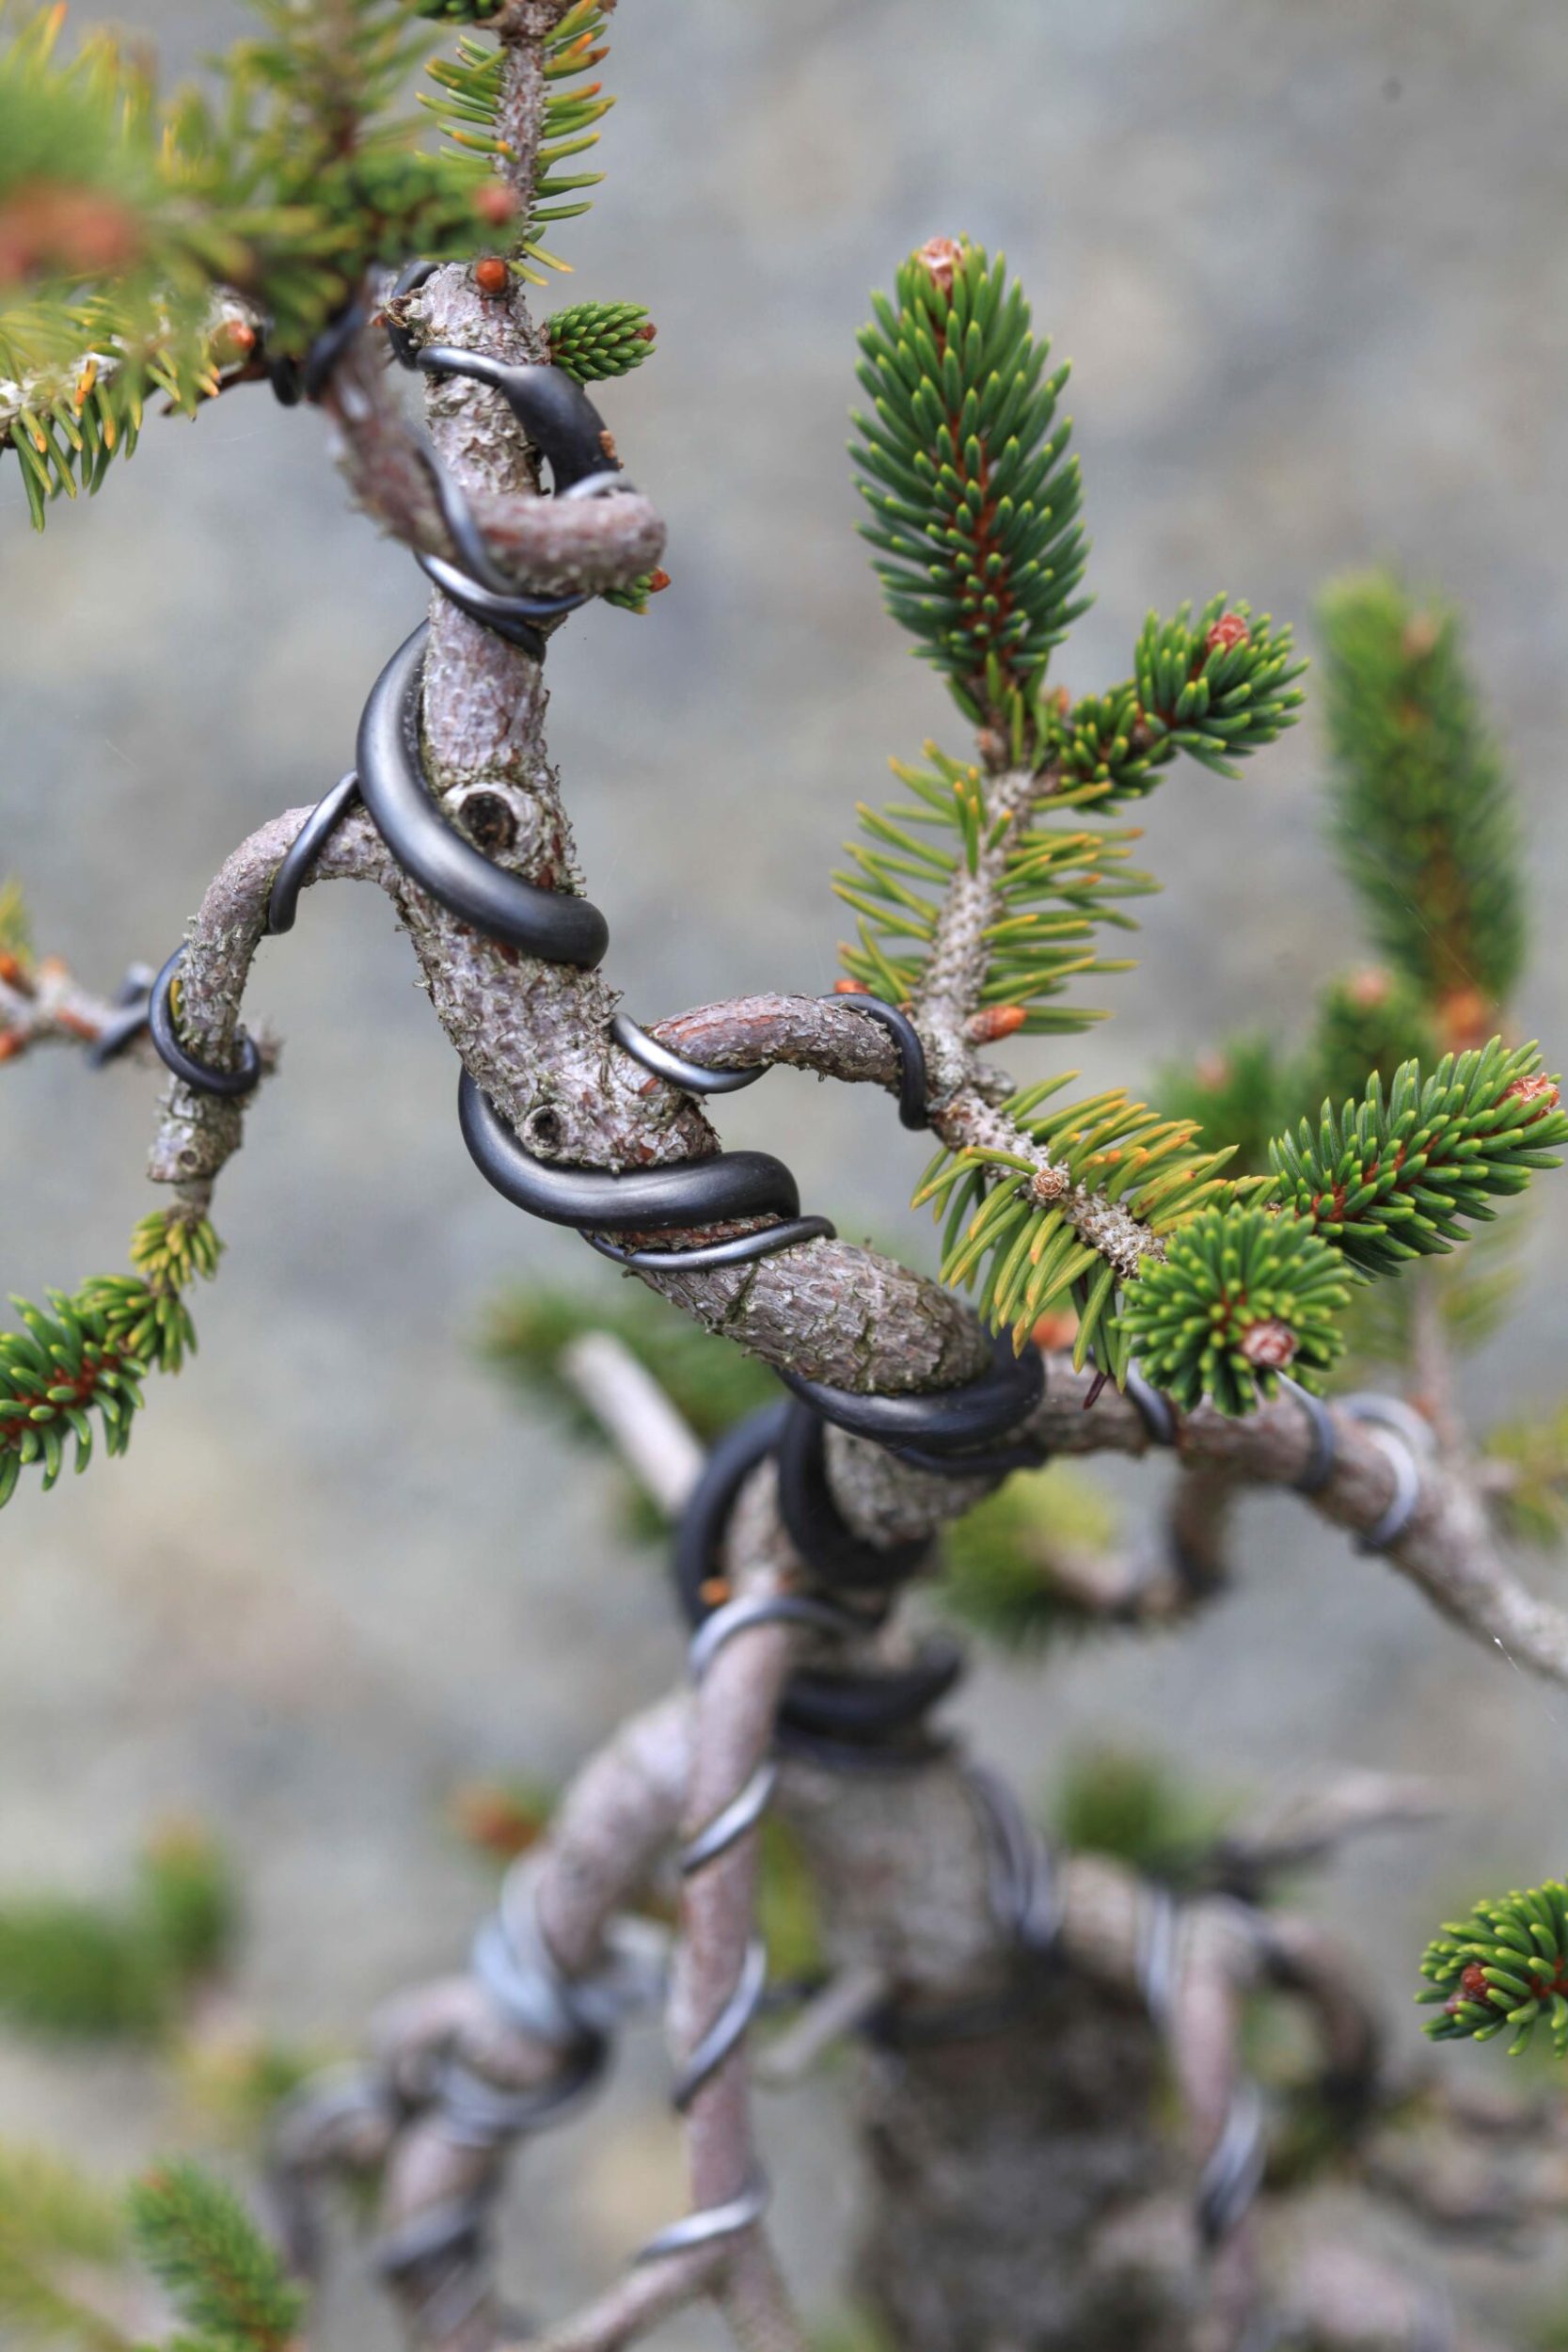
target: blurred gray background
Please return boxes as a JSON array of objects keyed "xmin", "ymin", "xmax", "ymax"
[{"xmin": 5, "ymin": 0, "xmax": 1568, "ymax": 2339}]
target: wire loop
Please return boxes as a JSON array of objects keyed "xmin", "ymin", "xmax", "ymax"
[
  {"xmin": 1339, "ymin": 1392, "xmax": 1430, "ymax": 1553},
  {"xmin": 267, "ymin": 771, "xmax": 363, "ymax": 935},
  {"xmin": 1279, "ymin": 1373, "xmax": 1338, "ymax": 1496},
  {"xmin": 85, "ymin": 963, "xmax": 155, "ymax": 1069},
  {"xmin": 149, "ymin": 948, "xmax": 263, "ymax": 1096}
]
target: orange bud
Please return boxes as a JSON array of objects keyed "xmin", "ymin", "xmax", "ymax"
[
  {"xmin": 210, "ymin": 319, "xmax": 256, "ymax": 367},
  {"xmin": 915, "ymin": 235, "xmax": 964, "ymax": 294},
  {"xmin": 1030, "ymin": 1311, "xmax": 1079, "ymax": 1354},
  {"xmin": 472, "ymin": 183, "xmax": 519, "ymax": 227},
  {"xmin": 1505, "ymin": 1073, "xmax": 1560, "ymax": 1114},
  {"xmin": 450, "ymin": 1782, "xmax": 547, "ymax": 1861},
  {"xmin": 645, "ymin": 568, "xmax": 671, "ymax": 594},
  {"xmin": 833, "ymin": 977, "xmax": 871, "ymax": 994},
  {"xmin": 1239, "ymin": 1317, "xmax": 1297, "ymax": 1370},
  {"xmin": 1436, "ymin": 986, "xmax": 1494, "ymax": 1051},
  {"xmin": 967, "ymin": 1005, "xmax": 1027, "ymax": 1043},
  {"xmin": 1204, "ymin": 612, "xmax": 1250, "ymax": 656},
  {"xmin": 474, "ymin": 256, "xmax": 511, "ymax": 297},
  {"xmin": 0, "ymin": 1032, "xmax": 24, "ymax": 1062}
]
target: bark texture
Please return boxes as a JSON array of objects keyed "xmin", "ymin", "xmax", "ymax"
[{"xmin": 119, "ymin": 186, "xmax": 1568, "ymax": 2347}]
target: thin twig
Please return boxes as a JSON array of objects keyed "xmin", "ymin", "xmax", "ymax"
[{"xmin": 560, "ymin": 1331, "xmax": 705, "ymax": 1518}]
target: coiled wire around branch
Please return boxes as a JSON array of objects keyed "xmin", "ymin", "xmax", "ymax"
[{"xmin": 161, "ymin": 277, "xmax": 1236, "ymax": 2292}]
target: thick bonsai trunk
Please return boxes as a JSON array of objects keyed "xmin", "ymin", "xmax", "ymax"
[
  {"xmin": 778, "ymin": 1755, "xmax": 1222, "ymax": 2352},
  {"xmin": 852, "ymin": 1989, "xmax": 1179, "ymax": 2352}
]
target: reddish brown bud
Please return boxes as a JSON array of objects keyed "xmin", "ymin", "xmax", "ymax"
[
  {"xmin": 1348, "ymin": 966, "xmax": 1392, "ymax": 1009},
  {"xmin": 1436, "ymin": 986, "xmax": 1493, "ymax": 1051},
  {"xmin": 915, "ymin": 235, "xmax": 965, "ymax": 294},
  {"xmin": 1506, "ymin": 1073, "xmax": 1560, "ymax": 1114},
  {"xmin": 645, "ymin": 568, "xmax": 671, "ymax": 595},
  {"xmin": 0, "ymin": 951, "xmax": 30, "ymax": 990},
  {"xmin": 1402, "ymin": 611, "xmax": 1442, "ymax": 661},
  {"xmin": 450, "ymin": 1782, "xmax": 547, "ymax": 1862},
  {"xmin": 1030, "ymin": 1311, "xmax": 1079, "ymax": 1353},
  {"xmin": 1459, "ymin": 1963, "xmax": 1492, "ymax": 2001},
  {"xmin": 0, "ymin": 181, "xmax": 143, "ymax": 287},
  {"xmin": 211, "ymin": 318, "xmax": 257, "ymax": 365},
  {"xmin": 473, "ymin": 256, "xmax": 511, "ymax": 297},
  {"xmin": 967, "ymin": 1005, "xmax": 1028, "ymax": 1043},
  {"xmin": 1204, "ymin": 612, "xmax": 1251, "ymax": 657},
  {"xmin": 1239, "ymin": 1317, "xmax": 1297, "ymax": 1370},
  {"xmin": 833, "ymin": 977, "xmax": 871, "ymax": 994},
  {"xmin": 637, "ymin": 321, "xmax": 657, "ymax": 343},
  {"xmin": 472, "ymin": 183, "xmax": 519, "ymax": 228},
  {"xmin": 0, "ymin": 1032, "xmax": 24, "ymax": 1062}
]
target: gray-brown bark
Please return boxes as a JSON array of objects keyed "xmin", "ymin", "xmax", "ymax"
[{"xmin": 108, "ymin": 51, "xmax": 1567, "ymax": 2339}]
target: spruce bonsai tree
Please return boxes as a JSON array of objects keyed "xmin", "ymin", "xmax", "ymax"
[{"xmin": 7, "ymin": 4, "xmax": 1568, "ymax": 2348}]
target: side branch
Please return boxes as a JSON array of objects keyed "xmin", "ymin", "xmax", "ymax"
[
  {"xmin": 0, "ymin": 946, "xmax": 148, "ymax": 1065},
  {"xmin": 146, "ymin": 803, "xmax": 399, "ymax": 1195},
  {"xmin": 1032, "ymin": 1366, "xmax": 1568, "ymax": 1687},
  {"xmin": 323, "ymin": 325, "xmax": 662, "ymax": 595},
  {"xmin": 651, "ymin": 990, "xmax": 1164, "ymax": 1280}
]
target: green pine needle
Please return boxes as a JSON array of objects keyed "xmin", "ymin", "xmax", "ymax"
[
  {"xmin": 851, "ymin": 238, "xmax": 1088, "ymax": 731},
  {"xmin": 0, "ymin": 1210, "xmax": 220, "ymax": 1508},
  {"xmin": 1268, "ymin": 1039, "xmax": 1568, "ymax": 1277},
  {"xmin": 1156, "ymin": 1036, "xmax": 1297, "ymax": 1182},
  {"xmin": 914, "ymin": 1077, "xmax": 1242, "ymax": 1357},
  {"xmin": 1338, "ymin": 1210, "xmax": 1525, "ymax": 1377},
  {"xmin": 0, "ymin": 1901, "xmax": 166, "ymax": 2041},
  {"xmin": 0, "ymin": 875, "xmax": 33, "ymax": 968},
  {"xmin": 1300, "ymin": 968, "xmax": 1438, "ymax": 1120},
  {"xmin": 128, "ymin": 2162, "xmax": 304, "ymax": 2352},
  {"xmin": 941, "ymin": 1465, "xmax": 1119, "ymax": 1649},
  {"xmin": 2, "ymin": 0, "xmax": 531, "ymax": 524},
  {"xmin": 0, "ymin": 2146, "xmax": 127, "ymax": 2269},
  {"xmin": 1046, "ymin": 599, "xmax": 1306, "ymax": 800},
  {"xmin": 1052, "ymin": 1748, "xmax": 1225, "ymax": 1889},
  {"xmin": 484, "ymin": 1282, "xmax": 780, "ymax": 1452},
  {"xmin": 834, "ymin": 740, "xmax": 1152, "ymax": 1024},
  {"xmin": 0, "ymin": 2142, "xmax": 131, "ymax": 2352},
  {"xmin": 1418, "ymin": 1882, "xmax": 1568, "ymax": 2057},
  {"xmin": 420, "ymin": 0, "xmax": 613, "ymax": 278},
  {"xmin": 0, "ymin": 1825, "xmax": 233, "ymax": 2042},
  {"xmin": 1484, "ymin": 1393, "xmax": 1568, "ymax": 1548},
  {"xmin": 1116, "ymin": 1206, "xmax": 1351, "ymax": 1417},
  {"xmin": 600, "ymin": 564, "xmax": 667, "ymax": 616},
  {"xmin": 137, "ymin": 1823, "xmax": 238, "ymax": 1986},
  {"xmin": 1320, "ymin": 570, "xmax": 1525, "ymax": 1019}
]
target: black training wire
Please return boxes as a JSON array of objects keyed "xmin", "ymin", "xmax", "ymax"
[
  {"xmin": 144, "ymin": 279, "xmax": 1079, "ymax": 1752},
  {"xmin": 215, "ymin": 271, "xmax": 1264, "ymax": 2283},
  {"xmin": 267, "ymin": 771, "xmax": 363, "ymax": 937},
  {"xmin": 149, "ymin": 949, "xmax": 262, "ymax": 1097}
]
